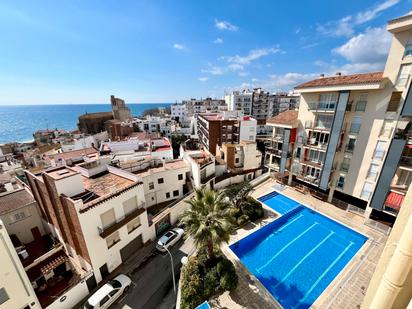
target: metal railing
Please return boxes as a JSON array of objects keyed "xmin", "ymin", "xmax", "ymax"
[{"xmin": 308, "ymin": 102, "xmax": 336, "ymax": 111}]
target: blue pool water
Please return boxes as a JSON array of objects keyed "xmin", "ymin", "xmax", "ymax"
[
  {"xmin": 258, "ymin": 191, "xmax": 300, "ymax": 214},
  {"xmin": 231, "ymin": 192, "xmax": 367, "ymax": 309}
]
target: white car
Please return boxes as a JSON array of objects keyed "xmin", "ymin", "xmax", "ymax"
[
  {"xmin": 156, "ymin": 228, "xmax": 185, "ymax": 252},
  {"xmin": 84, "ymin": 274, "xmax": 132, "ymax": 309}
]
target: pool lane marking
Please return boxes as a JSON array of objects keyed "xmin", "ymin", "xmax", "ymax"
[
  {"xmin": 260, "ymin": 214, "xmax": 305, "ymax": 244},
  {"xmin": 272, "ymin": 231, "xmax": 335, "ymax": 290},
  {"xmin": 292, "ymin": 241, "xmax": 355, "ymax": 309},
  {"xmin": 257, "ymin": 221, "xmax": 318, "ymax": 272}
]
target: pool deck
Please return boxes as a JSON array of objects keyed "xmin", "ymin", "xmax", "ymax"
[{"xmin": 211, "ymin": 179, "xmax": 387, "ymax": 309}]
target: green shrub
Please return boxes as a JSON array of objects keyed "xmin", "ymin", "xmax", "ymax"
[
  {"xmin": 204, "ymin": 266, "xmax": 220, "ymax": 297},
  {"xmin": 217, "ymin": 258, "xmax": 234, "ymax": 276},
  {"xmin": 220, "ymin": 270, "xmax": 238, "ymax": 291},
  {"xmin": 242, "ymin": 197, "xmax": 264, "ymax": 221},
  {"xmin": 180, "ymin": 257, "xmax": 204, "ymax": 309},
  {"xmin": 228, "ymin": 207, "xmax": 241, "ymax": 218},
  {"xmin": 237, "ymin": 214, "xmax": 249, "ymax": 226}
]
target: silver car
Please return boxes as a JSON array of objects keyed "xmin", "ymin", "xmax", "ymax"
[{"xmin": 156, "ymin": 228, "xmax": 185, "ymax": 252}]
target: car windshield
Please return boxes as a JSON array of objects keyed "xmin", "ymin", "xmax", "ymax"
[
  {"xmin": 109, "ymin": 279, "xmax": 122, "ymax": 289},
  {"xmin": 84, "ymin": 301, "xmax": 94, "ymax": 309}
]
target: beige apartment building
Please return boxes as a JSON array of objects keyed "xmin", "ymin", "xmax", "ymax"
[{"xmin": 266, "ymin": 13, "xmax": 412, "ymax": 225}]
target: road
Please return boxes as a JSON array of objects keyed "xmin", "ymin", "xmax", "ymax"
[{"xmin": 114, "ymin": 237, "xmax": 195, "ymax": 309}]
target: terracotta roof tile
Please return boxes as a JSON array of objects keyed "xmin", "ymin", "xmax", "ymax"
[
  {"xmin": 267, "ymin": 110, "xmax": 299, "ymax": 126},
  {"xmin": 0, "ymin": 188, "xmax": 35, "ymax": 214},
  {"xmin": 295, "ymin": 72, "xmax": 384, "ymax": 89}
]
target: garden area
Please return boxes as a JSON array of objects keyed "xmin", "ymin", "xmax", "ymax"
[{"xmin": 178, "ymin": 182, "xmax": 265, "ymax": 308}]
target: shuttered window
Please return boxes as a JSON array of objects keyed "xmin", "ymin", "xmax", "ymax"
[{"xmin": 386, "ymin": 92, "xmax": 402, "ymax": 112}]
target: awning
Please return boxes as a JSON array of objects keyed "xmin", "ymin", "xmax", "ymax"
[{"xmin": 385, "ymin": 192, "xmax": 405, "ymax": 209}]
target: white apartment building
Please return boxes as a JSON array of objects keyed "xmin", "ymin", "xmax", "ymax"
[
  {"xmin": 118, "ymin": 158, "xmax": 190, "ymax": 208},
  {"xmin": 225, "ymin": 90, "xmax": 253, "ymax": 115},
  {"xmin": 26, "ymin": 162, "xmax": 155, "ymax": 283},
  {"xmin": 215, "ymin": 141, "xmax": 262, "ymax": 174},
  {"xmin": 171, "ymin": 103, "xmax": 188, "ymax": 121},
  {"xmin": 60, "ymin": 131, "xmax": 108, "ymax": 152},
  {"xmin": 0, "ymin": 219, "xmax": 41, "ymax": 309}
]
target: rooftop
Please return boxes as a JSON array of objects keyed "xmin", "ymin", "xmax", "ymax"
[
  {"xmin": 295, "ymin": 72, "xmax": 384, "ymax": 89},
  {"xmin": 0, "ymin": 188, "xmax": 35, "ymax": 215},
  {"xmin": 267, "ymin": 110, "xmax": 299, "ymax": 127},
  {"xmin": 47, "ymin": 147, "xmax": 98, "ymax": 162},
  {"xmin": 82, "ymin": 172, "xmax": 135, "ymax": 197},
  {"xmin": 133, "ymin": 159, "xmax": 187, "ymax": 177}
]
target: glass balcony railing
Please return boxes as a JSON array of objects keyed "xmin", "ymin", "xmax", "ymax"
[{"xmin": 308, "ymin": 102, "xmax": 336, "ymax": 111}]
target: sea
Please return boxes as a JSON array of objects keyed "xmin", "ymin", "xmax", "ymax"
[{"xmin": 0, "ymin": 103, "xmax": 171, "ymax": 144}]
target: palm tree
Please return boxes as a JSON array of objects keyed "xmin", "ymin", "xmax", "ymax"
[{"xmin": 180, "ymin": 188, "xmax": 233, "ymax": 260}]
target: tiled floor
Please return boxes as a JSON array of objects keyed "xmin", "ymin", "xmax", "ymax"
[{"xmin": 210, "ymin": 179, "xmax": 387, "ymax": 309}]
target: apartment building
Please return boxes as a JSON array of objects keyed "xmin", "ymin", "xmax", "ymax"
[
  {"xmin": 0, "ymin": 219, "xmax": 41, "ymax": 309},
  {"xmin": 265, "ymin": 14, "xmax": 412, "ymax": 225},
  {"xmin": 264, "ymin": 110, "xmax": 299, "ymax": 174},
  {"xmin": 197, "ymin": 112, "xmax": 257, "ymax": 155},
  {"xmin": 25, "ymin": 162, "xmax": 154, "ymax": 283},
  {"xmin": 225, "ymin": 90, "xmax": 253, "ymax": 115},
  {"xmin": 171, "ymin": 103, "xmax": 188, "ymax": 121},
  {"xmin": 118, "ymin": 157, "xmax": 190, "ymax": 208},
  {"xmin": 181, "ymin": 147, "xmax": 216, "ymax": 189},
  {"xmin": 215, "ymin": 141, "xmax": 262, "ymax": 176}
]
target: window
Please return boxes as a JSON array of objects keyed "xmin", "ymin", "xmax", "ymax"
[
  {"xmin": 235, "ymin": 158, "xmax": 240, "ymax": 164},
  {"xmin": 166, "ymin": 192, "xmax": 170, "ymax": 199},
  {"xmin": 149, "ymin": 182, "xmax": 154, "ymax": 190},
  {"xmin": 346, "ymin": 138, "xmax": 356, "ymax": 153},
  {"xmin": 158, "ymin": 178, "xmax": 164, "ymax": 184},
  {"xmin": 396, "ymin": 64, "xmax": 412, "ymax": 87},
  {"xmin": 386, "ymin": 92, "xmax": 402, "ymax": 112},
  {"xmin": 318, "ymin": 93, "xmax": 338, "ymax": 109},
  {"xmin": 173, "ymin": 190, "xmax": 179, "ymax": 197},
  {"xmin": 350, "ymin": 116, "xmax": 362, "ymax": 134},
  {"xmin": 315, "ymin": 115, "xmax": 333, "ymax": 129},
  {"xmin": 178, "ymin": 174, "xmax": 183, "ymax": 180},
  {"xmin": 367, "ymin": 164, "xmax": 380, "ymax": 181},
  {"xmin": 0, "ymin": 288, "xmax": 9, "ymax": 305},
  {"xmin": 360, "ymin": 182, "xmax": 374, "ymax": 200},
  {"xmin": 127, "ymin": 217, "xmax": 141, "ymax": 234},
  {"xmin": 308, "ymin": 149, "xmax": 325, "ymax": 164},
  {"xmin": 106, "ymin": 231, "xmax": 120, "ymax": 249},
  {"xmin": 380, "ymin": 120, "xmax": 394, "ymax": 138},
  {"xmin": 100, "ymin": 295, "xmax": 110, "ymax": 306},
  {"xmin": 340, "ymin": 157, "xmax": 350, "ymax": 172},
  {"xmin": 123, "ymin": 196, "xmax": 138, "ymax": 215},
  {"xmin": 11, "ymin": 211, "xmax": 27, "ymax": 223},
  {"xmin": 355, "ymin": 93, "xmax": 368, "ymax": 111},
  {"xmin": 109, "ymin": 290, "xmax": 119, "ymax": 297},
  {"xmin": 396, "ymin": 170, "xmax": 412, "ymax": 187},
  {"xmin": 337, "ymin": 176, "xmax": 345, "ymax": 189},
  {"xmin": 373, "ymin": 141, "xmax": 386, "ymax": 161},
  {"xmin": 404, "ymin": 35, "xmax": 412, "ymax": 58},
  {"xmin": 249, "ymin": 135, "xmax": 255, "ymax": 141},
  {"xmin": 100, "ymin": 209, "xmax": 116, "ymax": 229}
]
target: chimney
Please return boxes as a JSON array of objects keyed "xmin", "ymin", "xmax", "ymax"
[
  {"xmin": 336, "ymin": 72, "xmax": 342, "ymax": 76},
  {"xmin": 319, "ymin": 74, "xmax": 325, "ymax": 78}
]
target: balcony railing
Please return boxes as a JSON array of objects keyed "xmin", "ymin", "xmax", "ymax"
[
  {"xmin": 98, "ymin": 206, "xmax": 146, "ymax": 238},
  {"xmin": 201, "ymin": 173, "xmax": 216, "ymax": 184},
  {"xmin": 340, "ymin": 163, "xmax": 350, "ymax": 172},
  {"xmin": 296, "ymin": 173, "xmax": 320, "ymax": 185},
  {"xmin": 305, "ymin": 139, "xmax": 328, "ymax": 150},
  {"xmin": 308, "ymin": 102, "xmax": 336, "ymax": 111},
  {"xmin": 400, "ymin": 155, "xmax": 412, "ymax": 166},
  {"xmin": 266, "ymin": 148, "xmax": 282, "ymax": 156}
]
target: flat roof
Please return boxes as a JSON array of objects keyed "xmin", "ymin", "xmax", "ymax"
[
  {"xmin": 82, "ymin": 172, "xmax": 135, "ymax": 197},
  {"xmin": 134, "ymin": 159, "xmax": 187, "ymax": 177}
]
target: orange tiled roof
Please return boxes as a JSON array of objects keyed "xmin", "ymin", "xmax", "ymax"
[
  {"xmin": 295, "ymin": 72, "xmax": 384, "ymax": 89},
  {"xmin": 0, "ymin": 188, "xmax": 35, "ymax": 214},
  {"xmin": 267, "ymin": 110, "xmax": 299, "ymax": 126}
]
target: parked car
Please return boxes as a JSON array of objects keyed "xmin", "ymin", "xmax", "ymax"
[
  {"xmin": 84, "ymin": 274, "xmax": 132, "ymax": 309},
  {"xmin": 156, "ymin": 227, "xmax": 185, "ymax": 252}
]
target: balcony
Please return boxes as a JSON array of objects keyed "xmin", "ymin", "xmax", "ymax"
[
  {"xmin": 296, "ymin": 173, "xmax": 320, "ymax": 185},
  {"xmin": 308, "ymin": 102, "xmax": 336, "ymax": 112},
  {"xmin": 400, "ymin": 155, "xmax": 412, "ymax": 167},
  {"xmin": 345, "ymin": 144, "xmax": 356, "ymax": 153},
  {"xmin": 201, "ymin": 173, "xmax": 216, "ymax": 184},
  {"xmin": 304, "ymin": 139, "xmax": 328, "ymax": 150},
  {"xmin": 98, "ymin": 206, "xmax": 146, "ymax": 238},
  {"xmin": 266, "ymin": 148, "xmax": 282, "ymax": 156},
  {"xmin": 340, "ymin": 163, "xmax": 350, "ymax": 172}
]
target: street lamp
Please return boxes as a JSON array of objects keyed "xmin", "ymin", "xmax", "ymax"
[{"xmin": 162, "ymin": 245, "xmax": 176, "ymax": 295}]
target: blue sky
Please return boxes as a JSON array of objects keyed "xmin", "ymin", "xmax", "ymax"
[{"xmin": 0, "ymin": 0, "xmax": 411, "ymax": 104}]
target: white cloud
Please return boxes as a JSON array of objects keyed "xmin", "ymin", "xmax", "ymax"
[
  {"xmin": 333, "ymin": 26, "xmax": 391, "ymax": 64},
  {"xmin": 295, "ymin": 27, "xmax": 301, "ymax": 34},
  {"xmin": 173, "ymin": 43, "xmax": 185, "ymax": 50},
  {"xmin": 201, "ymin": 66, "xmax": 224, "ymax": 75},
  {"xmin": 224, "ymin": 47, "xmax": 282, "ymax": 65},
  {"xmin": 213, "ymin": 38, "xmax": 223, "ymax": 44},
  {"xmin": 227, "ymin": 63, "xmax": 244, "ymax": 71},
  {"xmin": 317, "ymin": 16, "xmax": 354, "ymax": 37},
  {"xmin": 355, "ymin": 0, "xmax": 400, "ymax": 24},
  {"xmin": 317, "ymin": 0, "xmax": 400, "ymax": 37},
  {"xmin": 238, "ymin": 72, "xmax": 249, "ymax": 77},
  {"xmin": 198, "ymin": 77, "xmax": 209, "ymax": 82},
  {"xmin": 266, "ymin": 73, "xmax": 320, "ymax": 89},
  {"xmin": 214, "ymin": 19, "xmax": 238, "ymax": 31}
]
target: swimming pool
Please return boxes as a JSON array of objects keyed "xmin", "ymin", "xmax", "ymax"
[
  {"xmin": 230, "ymin": 192, "xmax": 367, "ymax": 309},
  {"xmin": 258, "ymin": 191, "xmax": 300, "ymax": 214}
]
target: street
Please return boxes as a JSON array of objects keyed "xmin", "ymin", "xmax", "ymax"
[{"xmin": 113, "ymin": 236, "xmax": 195, "ymax": 309}]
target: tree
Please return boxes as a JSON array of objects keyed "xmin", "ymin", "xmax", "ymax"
[
  {"xmin": 180, "ymin": 188, "xmax": 233, "ymax": 260},
  {"xmin": 224, "ymin": 181, "xmax": 252, "ymax": 211}
]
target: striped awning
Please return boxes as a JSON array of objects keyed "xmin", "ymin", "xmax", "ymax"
[{"xmin": 385, "ymin": 192, "xmax": 405, "ymax": 209}]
